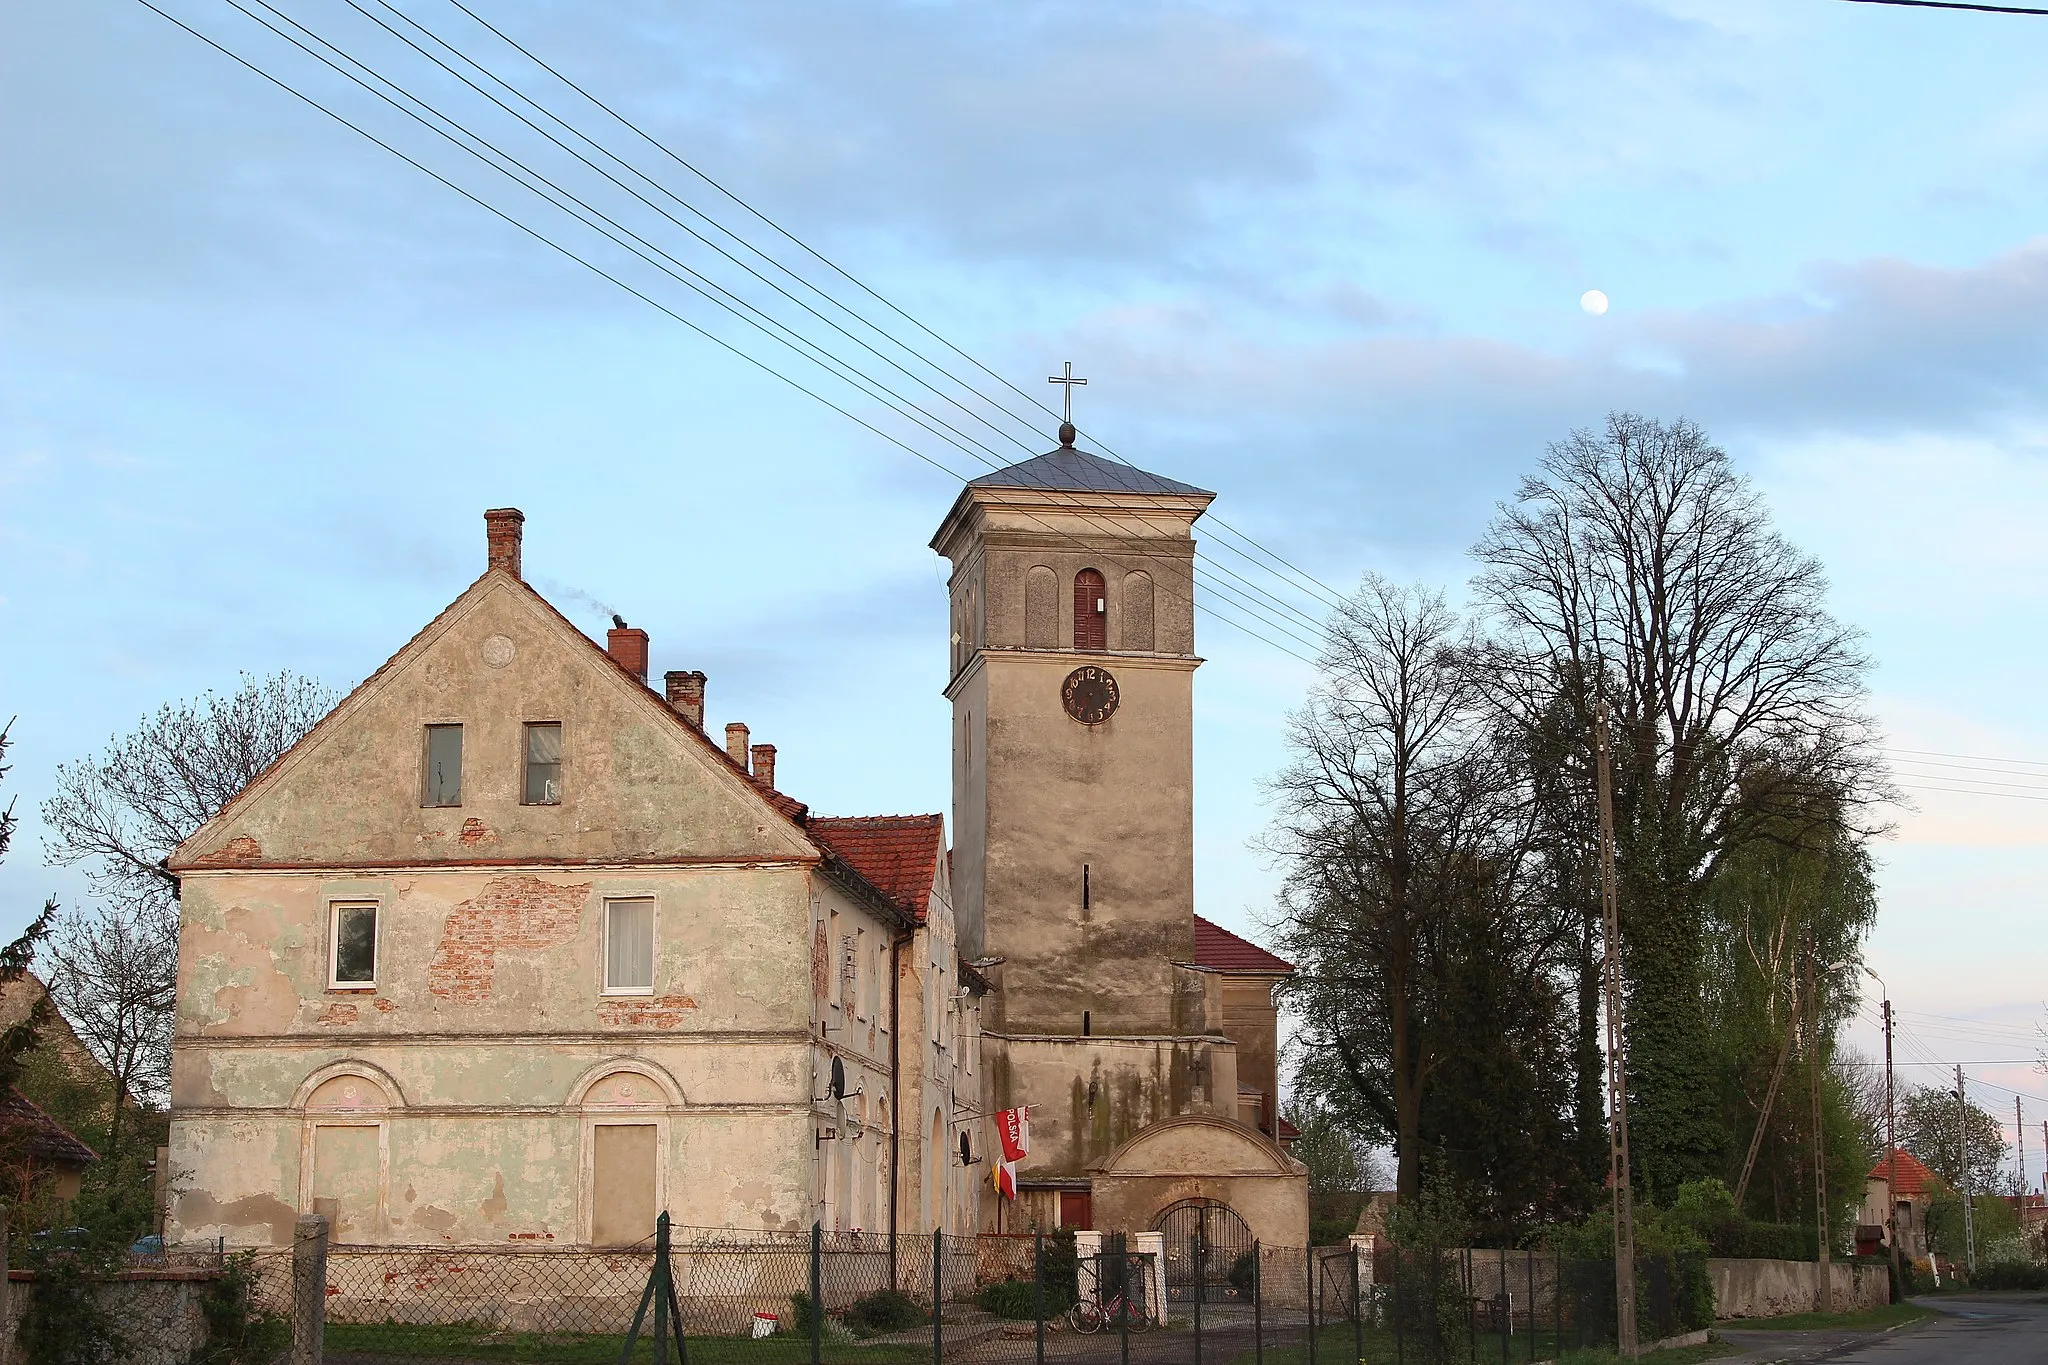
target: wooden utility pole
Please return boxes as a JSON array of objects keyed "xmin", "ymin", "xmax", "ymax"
[
  {"xmin": 1593, "ymin": 702, "xmax": 1638, "ymax": 1357},
  {"xmin": 1734, "ymin": 967, "xmax": 1801, "ymax": 1208},
  {"xmin": 2019, "ymin": 1099, "xmax": 2027, "ymax": 1199},
  {"xmin": 1808, "ymin": 938, "xmax": 1830, "ymax": 1312}
]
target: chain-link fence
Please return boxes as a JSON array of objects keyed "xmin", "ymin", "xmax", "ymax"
[{"xmin": 245, "ymin": 1222, "xmax": 1711, "ymax": 1365}]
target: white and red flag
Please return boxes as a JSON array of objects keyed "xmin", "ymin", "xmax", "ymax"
[
  {"xmin": 996, "ymin": 1106, "xmax": 1031, "ymax": 1163},
  {"xmin": 991, "ymin": 1106, "xmax": 1030, "ymax": 1201}
]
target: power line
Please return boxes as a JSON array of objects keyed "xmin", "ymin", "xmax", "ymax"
[
  {"xmin": 1836, "ymin": 0, "xmax": 2048, "ymax": 15},
  {"xmin": 139, "ymin": 0, "xmax": 1327, "ymax": 666},
  {"xmin": 289, "ymin": 0, "xmax": 1338, "ymax": 659},
  {"xmin": 441, "ymin": 0, "xmax": 1357, "ymax": 619}
]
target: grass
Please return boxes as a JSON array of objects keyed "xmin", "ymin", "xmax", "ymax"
[
  {"xmin": 324, "ymin": 1322, "xmax": 933, "ymax": 1364},
  {"xmin": 1715, "ymin": 1301, "xmax": 1933, "ymax": 1333}
]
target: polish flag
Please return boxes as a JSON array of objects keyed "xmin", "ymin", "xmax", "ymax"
[
  {"xmin": 993, "ymin": 1160, "xmax": 1018, "ymax": 1201},
  {"xmin": 996, "ymin": 1107, "xmax": 1031, "ymax": 1164}
]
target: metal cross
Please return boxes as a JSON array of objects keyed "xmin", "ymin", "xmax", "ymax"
[{"xmin": 1047, "ymin": 361, "xmax": 1088, "ymax": 424}]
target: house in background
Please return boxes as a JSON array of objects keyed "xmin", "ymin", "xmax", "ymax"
[
  {"xmin": 1861, "ymin": 1147, "xmax": 1939, "ymax": 1261},
  {"xmin": 0, "ymin": 972, "xmax": 109, "ymax": 1203}
]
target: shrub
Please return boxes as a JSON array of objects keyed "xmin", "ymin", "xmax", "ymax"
[
  {"xmin": 1229, "ymin": 1249, "xmax": 1258, "ymax": 1300},
  {"xmin": 977, "ymin": 1276, "xmax": 1072, "ymax": 1319},
  {"xmin": 193, "ymin": 1250, "xmax": 289, "ymax": 1364},
  {"xmin": 1972, "ymin": 1260, "xmax": 2048, "ymax": 1291},
  {"xmin": 844, "ymin": 1287, "xmax": 928, "ymax": 1337}
]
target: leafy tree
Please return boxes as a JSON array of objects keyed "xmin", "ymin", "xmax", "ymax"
[
  {"xmin": 1270, "ymin": 578, "xmax": 1574, "ymax": 1223},
  {"xmin": 1899, "ymin": 1083, "xmax": 2005, "ymax": 1194},
  {"xmin": 0, "ymin": 719, "xmax": 60, "ymax": 1089},
  {"xmin": 1283, "ymin": 1101, "xmax": 1386, "ymax": 1194},
  {"xmin": 1470, "ymin": 414, "xmax": 1887, "ymax": 1196}
]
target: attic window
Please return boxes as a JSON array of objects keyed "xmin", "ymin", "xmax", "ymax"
[
  {"xmin": 523, "ymin": 722, "xmax": 563, "ymax": 805},
  {"xmin": 422, "ymin": 724, "xmax": 463, "ymax": 807}
]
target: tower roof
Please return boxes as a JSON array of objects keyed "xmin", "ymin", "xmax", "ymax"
[{"xmin": 969, "ymin": 444, "xmax": 1213, "ymax": 498}]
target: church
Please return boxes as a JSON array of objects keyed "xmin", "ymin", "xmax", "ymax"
[{"xmin": 164, "ymin": 425, "xmax": 1307, "ymax": 1262}]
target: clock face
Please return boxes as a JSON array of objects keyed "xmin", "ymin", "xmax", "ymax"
[{"xmin": 1062, "ymin": 666, "xmax": 1120, "ymax": 725}]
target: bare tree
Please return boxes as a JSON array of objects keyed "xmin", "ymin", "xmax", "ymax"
[
  {"xmin": 41, "ymin": 672, "xmax": 338, "ymax": 922},
  {"xmin": 1267, "ymin": 577, "xmax": 1547, "ymax": 1204},
  {"xmin": 43, "ymin": 906, "xmax": 177, "ymax": 1158},
  {"xmin": 1470, "ymin": 413, "xmax": 1887, "ymax": 1192},
  {"xmin": 37, "ymin": 673, "xmax": 336, "ymax": 1146}
]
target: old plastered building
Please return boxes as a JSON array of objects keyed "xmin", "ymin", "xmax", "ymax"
[
  {"xmin": 166, "ymin": 426, "xmax": 1304, "ymax": 1257},
  {"xmin": 165, "ymin": 510, "xmax": 982, "ymax": 1246},
  {"xmin": 934, "ymin": 424, "xmax": 1308, "ymax": 1255}
]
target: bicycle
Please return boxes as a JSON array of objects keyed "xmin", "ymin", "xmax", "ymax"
[{"xmin": 1068, "ymin": 1289, "xmax": 1153, "ymax": 1334}]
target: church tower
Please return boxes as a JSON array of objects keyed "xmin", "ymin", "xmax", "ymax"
[{"xmin": 932, "ymin": 421, "xmax": 1213, "ymax": 1037}]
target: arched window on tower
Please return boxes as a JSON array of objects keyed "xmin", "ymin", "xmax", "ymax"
[{"xmin": 1074, "ymin": 569, "xmax": 1107, "ymax": 651}]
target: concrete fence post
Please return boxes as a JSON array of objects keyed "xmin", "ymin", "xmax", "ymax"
[{"xmin": 292, "ymin": 1213, "xmax": 328, "ymax": 1365}]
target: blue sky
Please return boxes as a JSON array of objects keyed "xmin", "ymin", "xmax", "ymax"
[{"xmin": 6, "ymin": 0, "xmax": 2048, "ymax": 1171}]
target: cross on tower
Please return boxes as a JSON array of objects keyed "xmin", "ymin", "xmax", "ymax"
[{"xmin": 1047, "ymin": 361, "xmax": 1088, "ymax": 425}]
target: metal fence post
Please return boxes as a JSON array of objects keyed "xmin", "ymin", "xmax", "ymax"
[
  {"xmin": 1251, "ymin": 1240, "xmax": 1263, "ymax": 1365},
  {"xmin": 1466, "ymin": 1247, "xmax": 1477, "ymax": 1364},
  {"xmin": 1033, "ymin": 1228, "xmax": 1045, "ymax": 1365},
  {"xmin": 292, "ymin": 1213, "xmax": 328, "ymax": 1365},
  {"xmin": 1307, "ymin": 1248, "xmax": 1318, "ymax": 1365},
  {"xmin": 1525, "ymin": 1251, "xmax": 1535, "ymax": 1365},
  {"xmin": 1353, "ymin": 1242, "xmax": 1364, "ymax": 1365},
  {"xmin": 1394, "ymin": 1245, "xmax": 1405, "ymax": 1365},
  {"xmin": 0, "ymin": 1201, "xmax": 11, "ymax": 1365},
  {"xmin": 1193, "ymin": 1230, "xmax": 1204, "ymax": 1365},
  {"xmin": 1117, "ymin": 1243, "xmax": 1130, "ymax": 1365},
  {"xmin": 933, "ymin": 1227, "xmax": 944, "ymax": 1365},
  {"xmin": 810, "ymin": 1223, "xmax": 822, "ymax": 1365}
]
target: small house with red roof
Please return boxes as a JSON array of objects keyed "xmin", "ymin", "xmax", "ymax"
[{"xmin": 1859, "ymin": 1147, "xmax": 1939, "ymax": 1261}]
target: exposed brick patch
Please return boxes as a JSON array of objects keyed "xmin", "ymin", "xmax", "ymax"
[
  {"xmin": 428, "ymin": 875, "xmax": 590, "ymax": 1003},
  {"xmin": 190, "ymin": 835, "xmax": 263, "ymax": 868},
  {"xmin": 457, "ymin": 818, "xmax": 498, "ymax": 846},
  {"xmin": 373, "ymin": 998, "xmax": 397, "ymax": 1013},
  {"xmin": 317, "ymin": 1002, "xmax": 359, "ymax": 1026},
  {"xmin": 597, "ymin": 994, "xmax": 700, "ymax": 1028}
]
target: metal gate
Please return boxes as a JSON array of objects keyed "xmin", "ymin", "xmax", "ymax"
[{"xmin": 1156, "ymin": 1199, "xmax": 1254, "ymax": 1303}]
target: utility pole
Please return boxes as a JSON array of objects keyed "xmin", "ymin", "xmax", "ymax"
[
  {"xmin": 1594, "ymin": 702, "xmax": 1638, "ymax": 1357},
  {"xmin": 2019, "ymin": 1098, "xmax": 2026, "ymax": 1200},
  {"xmin": 1878, "ymin": 991, "xmax": 1899, "ymax": 1289},
  {"xmin": 1957, "ymin": 1065, "xmax": 1977, "ymax": 1275},
  {"xmin": 1808, "ymin": 937, "xmax": 1830, "ymax": 1312}
]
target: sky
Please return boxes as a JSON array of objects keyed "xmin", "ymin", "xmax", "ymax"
[{"xmin": 5, "ymin": 0, "xmax": 2048, "ymax": 1181}]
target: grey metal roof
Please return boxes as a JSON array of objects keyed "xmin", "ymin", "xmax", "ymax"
[{"xmin": 968, "ymin": 446, "xmax": 1213, "ymax": 498}]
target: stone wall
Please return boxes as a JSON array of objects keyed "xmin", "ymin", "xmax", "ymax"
[
  {"xmin": 3, "ymin": 1268, "xmax": 216, "ymax": 1365},
  {"xmin": 1708, "ymin": 1257, "xmax": 1889, "ymax": 1318}
]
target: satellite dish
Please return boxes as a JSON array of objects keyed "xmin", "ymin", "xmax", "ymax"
[
  {"xmin": 960, "ymin": 1131, "xmax": 972, "ymax": 1166},
  {"xmin": 829, "ymin": 1057, "xmax": 846, "ymax": 1100}
]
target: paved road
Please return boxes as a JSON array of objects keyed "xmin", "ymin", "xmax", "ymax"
[{"xmin": 1718, "ymin": 1293, "xmax": 2048, "ymax": 1364}]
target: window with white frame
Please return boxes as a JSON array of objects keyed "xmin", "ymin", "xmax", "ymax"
[
  {"xmin": 854, "ymin": 926, "xmax": 868, "ymax": 1019},
  {"xmin": 603, "ymin": 898, "xmax": 655, "ymax": 994},
  {"xmin": 330, "ymin": 903, "xmax": 379, "ymax": 988},
  {"xmin": 523, "ymin": 721, "xmax": 563, "ymax": 805}
]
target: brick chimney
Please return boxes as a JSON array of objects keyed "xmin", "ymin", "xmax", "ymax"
[
  {"xmin": 664, "ymin": 671, "xmax": 706, "ymax": 730},
  {"xmin": 750, "ymin": 743, "xmax": 777, "ymax": 791},
  {"xmin": 725, "ymin": 722, "xmax": 750, "ymax": 767},
  {"xmin": 607, "ymin": 627, "xmax": 649, "ymax": 683},
  {"xmin": 484, "ymin": 508, "xmax": 524, "ymax": 578}
]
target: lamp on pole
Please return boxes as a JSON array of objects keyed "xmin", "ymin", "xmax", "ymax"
[{"xmin": 1863, "ymin": 966, "xmax": 1901, "ymax": 1296}]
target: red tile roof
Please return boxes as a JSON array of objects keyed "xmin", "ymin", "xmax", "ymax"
[
  {"xmin": 1193, "ymin": 915, "xmax": 1294, "ymax": 974},
  {"xmin": 810, "ymin": 816, "xmax": 945, "ymax": 922},
  {"xmin": 0, "ymin": 1085, "xmax": 96, "ymax": 1169},
  {"xmin": 1871, "ymin": 1147, "xmax": 1938, "ymax": 1196}
]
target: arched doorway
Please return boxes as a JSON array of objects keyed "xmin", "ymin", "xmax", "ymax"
[{"xmin": 1155, "ymin": 1198, "xmax": 1254, "ymax": 1304}]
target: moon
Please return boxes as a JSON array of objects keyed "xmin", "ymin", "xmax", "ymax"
[{"xmin": 1580, "ymin": 289, "xmax": 1610, "ymax": 316}]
